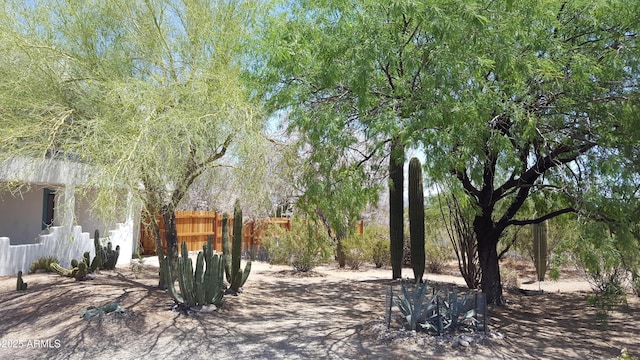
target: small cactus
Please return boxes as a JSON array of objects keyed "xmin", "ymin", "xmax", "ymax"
[
  {"xmin": 50, "ymin": 262, "xmax": 72, "ymax": 277},
  {"xmin": 74, "ymin": 262, "xmax": 88, "ymax": 281},
  {"xmin": 16, "ymin": 271, "xmax": 27, "ymax": 291}
]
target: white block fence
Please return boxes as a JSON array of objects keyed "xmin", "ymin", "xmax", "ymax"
[{"xmin": 0, "ymin": 221, "xmax": 133, "ymax": 277}]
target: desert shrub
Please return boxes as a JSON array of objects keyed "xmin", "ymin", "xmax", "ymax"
[
  {"xmin": 29, "ymin": 256, "xmax": 59, "ymax": 273},
  {"xmin": 263, "ymin": 218, "xmax": 334, "ymax": 272},
  {"xmin": 342, "ymin": 225, "xmax": 389, "ymax": 269},
  {"xmin": 372, "ymin": 238, "xmax": 390, "ymax": 268},
  {"xmin": 426, "ymin": 240, "xmax": 451, "ymax": 274},
  {"xmin": 500, "ymin": 265, "xmax": 521, "ymax": 289},
  {"xmin": 617, "ymin": 348, "xmax": 638, "ymax": 360},
  {"xmin": 342, "ymin": 234, "xmax": 370, "ymax": 270}
]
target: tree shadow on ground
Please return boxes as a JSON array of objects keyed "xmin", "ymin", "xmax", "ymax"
[{"xmin": 1, "ymin": 264, "xmax": 639, "ymax": 359}]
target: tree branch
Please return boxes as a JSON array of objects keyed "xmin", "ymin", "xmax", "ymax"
[{"xmin": 508, "ymin": 207, "xmax": 576, "ymax": 226}]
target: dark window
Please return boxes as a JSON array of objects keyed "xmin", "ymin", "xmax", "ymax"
[{"xmin": 42, "ymin": 188, "xmax": 55, "ymax": 230}]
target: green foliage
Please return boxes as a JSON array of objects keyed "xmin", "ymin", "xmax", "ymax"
[
  {"xmin": 409, "ymin": 157, "xmax": 426, "ymax": 282},
  {"xmin": 574, "ymin": 221, "xmax": 633, "ymax": 295},
  {"xmin": 372, "ymin": 237, "xmax": 390, "ymax": 269},
  {"xmin": 425, "ymin": 240, "xmax": 452, "ymax": 275},
  {"xmin": 16, "ymin": 271, "xmax": 27, "ymax": 291},
  {"xmin": 264, "ymin": 218, "xmax": 334, "ymax": 272},
  {"xmin": 0, "ymin": 0, "xmax": 266, "ymax": 290},
  {"xmin": 341, "ymin": 234, "xmax": 370, "ymax": 270},
  {"xmin": 618, "ymin": 348, "xmax": 638, "ymax": 360},
  {"xmin": 341, "ymin": 225, "xmax": 391, "ymax": 270},
  {"xmin": 29, "ymin": 256, "xmax": 59, "ymax": 273},
  {"xmin": 162, "ymin": 238, "xmax": 225, "ymax": 309},
  {"xmin": 256, "ymin": 0, "xmax": 640, "ymax": 304}
]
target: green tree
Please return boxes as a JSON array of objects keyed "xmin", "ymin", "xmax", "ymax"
[
  {"xmin": 0, "ymin": 0, "xmax": 264, "ymax": 286},
  {"xmin": 255, "ymin": 0, "xmax": 468, "ymax": 279},
  {"xmin": 257, "ymin": 0, "xmax": 640, "ymax": 304},
  {"xmin": 415, "ymin": 0, "xmax": 640, "ymax": 304}
]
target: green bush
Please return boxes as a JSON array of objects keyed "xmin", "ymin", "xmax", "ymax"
[
  {"xmin": 425, "ymin": 240, "xmax": 451, "ymax": 274},
  {"xmin": 342, "ymin": 234, "xmax": 370, "ymax": 270},
  {"xmin": 372, "ymin": 238, "xmax": 390, "ymax": 268},
  {"xmin": 342, "ymin": 225, "xmax": 389, "ymax": 269},
  {"xmin": 29, "ymin": 256, "xmax": 59, "ymax": 273},
  {"xmin": 263, "ymin": 218, "xmax": 334, "ymax": 272}
]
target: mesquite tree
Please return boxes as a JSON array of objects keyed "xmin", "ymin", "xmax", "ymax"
[{"xmin": 256, "ymin": 0, "xmax": 640, "ymax": 305}]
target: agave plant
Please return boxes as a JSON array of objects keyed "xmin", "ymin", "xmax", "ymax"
[
  {"xmin": 421, "ymin": 287, "xmax": 478, "ymax": 335},
  {"xmin": 395, "ymin": 280, "xmax": 435, "ymax": 331}
]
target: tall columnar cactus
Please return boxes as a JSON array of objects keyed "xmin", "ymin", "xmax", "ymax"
[
  {"xmin": 222, "ymin": 213, "xmax": 232, "ymax": 281},
  {"xmin": 409, "ymin": 157, "xmax": 425, "ymax": 283},
  {"xmin": 224, "ymin": 200, "xmax": 251, "ymax": 294},
  {"xmin": 533, "ymin": 221, "xmax": 548, "ymax": 282},
  {"xmin": 16, "ymin": 271, "xmax": 27, "ymax": 291},
  {"xmin": 163, "ymin": 237, "xmax": 225, "ymax": 308}
]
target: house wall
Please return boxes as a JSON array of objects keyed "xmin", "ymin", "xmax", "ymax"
[
  {"xmin": 0, "ymin": 219, "xmax": 135, "ymax": 276},
  {"xmin": 0, "ymin": 157, "xmax": 137, "ymax": 276},
  {"xmin": 0, "ymin": 188, "xmax": 45, "ymax": 245}
]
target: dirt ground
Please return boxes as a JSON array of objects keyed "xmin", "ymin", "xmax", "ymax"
[{"xmin": 1, "ymin": 258, "xmax": 639, "ymax": 360}]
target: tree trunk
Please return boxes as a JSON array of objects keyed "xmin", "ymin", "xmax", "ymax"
[
  {"xmin": 474, "ymin": 216, "xmax": 506, "ymax": 306},
  {"xmin": 389, "ymin": 140, "xmax": 404, "ymax": 279},
  {"xmin": 336, "ymin": 233, "xmax": 346, "ymax": 268},
  {"xmin": 150, "ymin": 212, "xmax": 167, "ymax": 289},
  {"xmin": 160, "ymin": 204, "xmax": 179, "ymax": 288}
]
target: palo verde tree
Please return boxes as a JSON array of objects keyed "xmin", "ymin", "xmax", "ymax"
[{"xmin": 0, "ymin": 0, "xmax": 264, "ymax": 287}]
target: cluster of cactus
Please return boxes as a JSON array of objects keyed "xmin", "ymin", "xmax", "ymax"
[
  {"xmin": 223, "ymin": 200, "xmax": 251, "ymax": 294},
  {"xmin": 408, "ymin": 157, "xmax": 426, "ymax": 283},
  {"xmin": 162, "ymin": 237, "xmax": 225, "ymax": 308},
  {"xmin": 16, "ymin": 271, "xmax": 27, "ymax": 291},
  {"xmin": 49, "ymin": 229, "xmax": 120, "ymax": 281},
  {"xmin": 94, "ymin": 230, "xmax": 120, "ymax": 270},
  {"xmin": 50, "ymin": 260, "xmax": 89, "ymax": 281}
]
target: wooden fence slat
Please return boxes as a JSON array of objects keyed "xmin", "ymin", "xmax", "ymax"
[{"xmin": 139, "ymin": 212, "xmax": 363, "ymax": 256}]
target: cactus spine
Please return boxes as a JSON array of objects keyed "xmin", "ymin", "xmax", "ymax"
[
  {"xmin": 225, "ymin": 200, "xmax": 251, "ymax": 294},
  {"xmin": 533, "ymin": 220, "xmax": 548, "ymax": 282},
  {"xmin": 16, "ymin": 271, "xmax": 27, "ymax": 291},
  {"xmin": 163, "ymin": 237, "xmax": 225, "ymax": 308},
  {"xmin": 408, "ymin": 157, "xmax": 425, "ymax": 283}
]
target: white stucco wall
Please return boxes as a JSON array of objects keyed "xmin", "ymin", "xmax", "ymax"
[
  {"xmin": 0, "ymin": 157, "xmax": 138, "ymax": 276},
  {"xmin": 0, "ymin": 189, "xmax": 45, "ymax": 245},
  {"xmin": 0, "ymin": 218, "xmax": 134, "ymax": 276}
]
